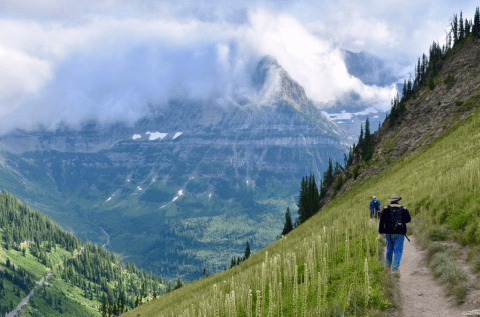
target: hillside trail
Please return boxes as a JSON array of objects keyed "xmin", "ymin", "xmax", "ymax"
[{"xmin": 389, "ymin": 234, "xmax": 480, "ymax": 317}]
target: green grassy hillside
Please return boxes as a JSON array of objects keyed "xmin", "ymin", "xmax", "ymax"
[{"xmin": 121, "ymin": 87, "xmax": 480, "ymax": 315}]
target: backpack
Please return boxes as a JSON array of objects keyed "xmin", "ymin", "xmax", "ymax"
[
  {"xmin": 390, "ymin": 205, "xmax": 410, "ymax": 241},
  {"xmin": 373, "ymin": 200, "xmax": 380, "ymax": 212},
  {"xmin": 392, "ymin": 206, "xmax": 405, "ymax": 231}
]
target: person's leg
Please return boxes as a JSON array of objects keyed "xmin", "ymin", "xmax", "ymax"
[
  {"xmin": 385, "ymin": 234, "xmax": 393, "ymax": 268},
  {"xmin": 391, "ymin": 235, "xmax": 406, "ymax": 270},
  {"xmin": 370, "ymin": 211, "xmax": 374, "ymax": 223}
]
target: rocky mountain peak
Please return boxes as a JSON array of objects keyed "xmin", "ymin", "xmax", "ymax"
[{"xmin": 252, "ymin": 56, "xmax": 309, "ymax": 110}]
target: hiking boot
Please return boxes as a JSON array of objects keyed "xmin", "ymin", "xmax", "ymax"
[{"xmin": 391, "ymin": 269, "xmax": 400, "ymax": 278}]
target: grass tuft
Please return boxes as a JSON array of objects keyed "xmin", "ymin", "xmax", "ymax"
[
  {"xmin": 428, "ymin": 227, "xmax": 451, "ymax": 241},
  {"xmin": 429, "ymin": 247, "xmax": 468, "ymax": 305}
]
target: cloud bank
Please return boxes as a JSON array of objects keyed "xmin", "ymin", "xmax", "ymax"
[{"xmin": 0, "ymin": 0, "xmax": 477, "ymax": 133}]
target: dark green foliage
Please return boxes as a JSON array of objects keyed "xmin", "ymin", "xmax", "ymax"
[
  {"xmin": 173, "ymin": 278, "xmax": 183, "ymax": 290},
  {"xmin": 389, "ymin": 93, "xmax": 404, "ymax": 127},
  {"xmin": 452, "ymin": 14, "xmax": 458, "ymax": 44},
  {"xmin": 244, "ymin": 241, "xmax": 251, "ymax": 259},
  {"xmin": 474, "ymin": 7, "xmax": 480, "ymax": 38},
  {"xmin": 0, "ymin": 191, "xmax": 78, "ymax": 253},
  {"xmin": 281, "ymin": 208, "xmax": 293, "ymax": 235},
  {"xmin": 296, "ymin": 174, "xmax": 320, "ymax": 224},
  {"xmin": 459, "ymin": 11, "xmax": 464, "ymax": 41},
  {"xmin": 362, "ymin": 118, "xmax": 373, "ymax": 161},
  {"xmin": 429, "ymin": 77, "xmax": 435, "ymax": 90},
  {"xmin": 358, "ymin": 125, "xmax": 364, "ymax": 147},
  {"xmin": 353, "ymin": 165, "xmax": 360, "ymax": 180},
  {"xmin": 465, "ymin": 18, "xmax": 471, "ymax": 38}
]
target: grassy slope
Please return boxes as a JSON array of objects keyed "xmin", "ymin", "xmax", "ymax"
[{"xmin": 122, "ymin": 99, "xmax": 480, "ymax": 315}]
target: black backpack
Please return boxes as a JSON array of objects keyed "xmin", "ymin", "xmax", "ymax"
[
  {"xmin": 390, "ymin": 206, "xmax": 411, "ymax": 241},
  {"xmin": 392, "ymin": 206, "xmax": 404, "ymax": 230},
  {"xmin": 373, "ymin": 200, "xmax": 380, "ymax": 211}
]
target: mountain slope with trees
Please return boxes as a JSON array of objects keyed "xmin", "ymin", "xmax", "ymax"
[
  {"xmin": 0, "ymin": 191, "xmax": 164, "ymax": 316},
  {"xmin": 315, "ymin": 7, "xmax": 480, "ymax": 208},
  {"xmin": 122, "ymin": 6, "xmax": 480, "ymax": 316}
]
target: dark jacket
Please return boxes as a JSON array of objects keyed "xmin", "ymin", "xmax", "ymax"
[{"xmin": 378, "ymin": 203, "xmax": 411, "ymax": 235}]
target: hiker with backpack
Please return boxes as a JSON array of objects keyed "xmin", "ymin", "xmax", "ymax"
[
  {"xmin": 378, "ymin": 194, "xmax": 411, "ymax": 273},
  {"xmin": 369, "ymin": 196, "xmax": 381, "ymax": 224}
]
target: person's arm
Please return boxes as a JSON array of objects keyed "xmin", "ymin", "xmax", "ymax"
[
  {"xmin": 378, "ymin": 207, "xmax": 388, "ymax": 234},
  {"xmin": 403, "ymin": 208, "xmax": 411, "ymax": 224}
]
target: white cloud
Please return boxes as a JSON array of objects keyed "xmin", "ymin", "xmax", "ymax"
[{"xmin": 0, "ymin": 0, "xmax": 478, "ymax": 132}]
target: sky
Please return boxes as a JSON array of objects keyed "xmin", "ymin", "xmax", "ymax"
[{"xmin": 0, "ymin": 0, "xmax": 478, "ymax": 133}]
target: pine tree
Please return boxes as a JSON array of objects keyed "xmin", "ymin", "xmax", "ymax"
[
  {"xmin": 358, "ymin": 124, "xmax": 364, "ymax": 146},
  {"xmin": 308, "ymin": 174, "xmax": 320, "ymax": 218},
  {"xmin": 296, "ymin": 177, "xmax": 307, "ymax": 222},
  {"xmin": 281, "ymin": 208, "xmax": 293, "ymax": 236},
  {"xmin": 465, "ymin": 19, "xmax": 471, "ymax": 38},
  {"xmin": 459, "ymin": 11, "xmax": 464, "ymax": 41},
  {"xmin": 174, "ymin": 278, "xmax": 183, "ymax": 290},
  {"xmin": 421, "ymin": 54, "xmax": 428, "ymax": 79},
  {"xmin": 296, "ymin": 173, "xmax": 320, "ymax": 224},
  {"xmin": 326, "ymin": 159, "xmax": 333, "ymax": 185},
  {"xmin": 363, "ymin": 118, "xmax": 373, "ymax": 161},
  {"xmin": 474, "ymin": 7, "xmax": 480, "ymax": 38},
  {"xmin": 415, "ymin": 58, "xmax": 421, "ymax": 87},
  {"xmin": 244, "ymin": 241, "xmax": 251, "ymax": 259},
  {"xmin": 452, "ymin": 14, "xmax": 458, "ymax": 44}
]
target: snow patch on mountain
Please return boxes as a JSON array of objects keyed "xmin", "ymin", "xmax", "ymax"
[{"xmin": 146, "ymin": 132, "xmax": 168, "ymax": 140}]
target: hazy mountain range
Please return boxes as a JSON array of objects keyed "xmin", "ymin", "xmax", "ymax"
[{"xmin": 0, "ymin": 53, "xmax": 377, "ymax": 281}]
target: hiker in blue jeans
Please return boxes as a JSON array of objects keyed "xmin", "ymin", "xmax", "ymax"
[{"xmin": 378, "ymin": 194, "xmax": 411, "ymax": 272}]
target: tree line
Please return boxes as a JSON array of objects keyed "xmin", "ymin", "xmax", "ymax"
[{"xmin": 390, "ymin": 7, "xmax": 480, "ymax": 126}]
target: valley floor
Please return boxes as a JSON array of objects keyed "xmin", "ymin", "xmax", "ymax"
[{"xmin": 388, "ymin": 235, "xmax": 480, "ymax": 317}]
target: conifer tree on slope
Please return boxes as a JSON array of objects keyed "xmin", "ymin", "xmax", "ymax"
[
  {"xmin": 244, "ymin": 241, "xmax": 251, "ymax": 259},
  {"xmin": 282, "ymin": 207, "xmax": 293, "ymax": 235},
  {"xmin": 296, "ymin": 173, "xmax": 320, "ymax": 224},
  {"xmin": 459, "ymin": 11, "xmax": 465, "ymax": 41},
  {"xmin": 475, "ymin": 7, "xmax": 480, "ymax": 38},
  {"xmin": 452, "ymin": 14, "xmax": 458, "ymax": 44},
  {"xmin": 363, "ymin": 118, "xmax": 373, "ymax": 161}
]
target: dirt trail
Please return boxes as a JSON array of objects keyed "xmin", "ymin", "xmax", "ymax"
[{"xmin": 394, "ymin": 235, "xmax": 480, "ymax": 317}]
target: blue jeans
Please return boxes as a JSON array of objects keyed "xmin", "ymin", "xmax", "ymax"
[{"xmin": 385, "ymin": 234, "xmax": 405, "ymax": 270}]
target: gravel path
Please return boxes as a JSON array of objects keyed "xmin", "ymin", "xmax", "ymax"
[{"xmin": 394, "ymin": 235, "xmax": 479, "ymax": 317}]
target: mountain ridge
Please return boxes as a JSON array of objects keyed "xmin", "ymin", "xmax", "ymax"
[{"xmin": 0, "ymin": 56, "xmax": 352, "ymax": 281}]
